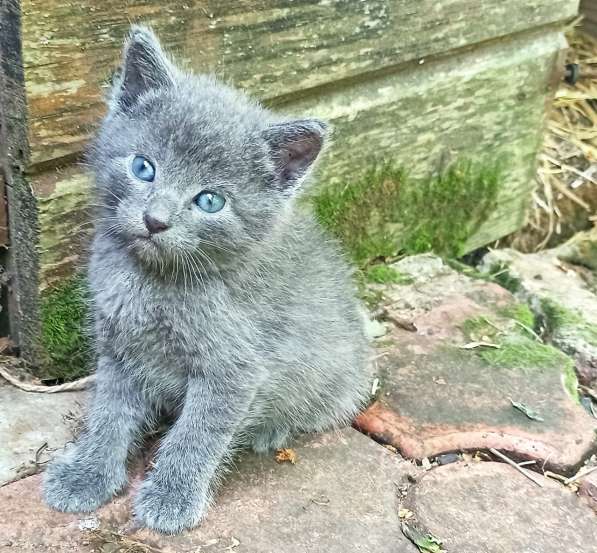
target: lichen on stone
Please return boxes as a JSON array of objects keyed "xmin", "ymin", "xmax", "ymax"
[
  {"xmin": 460, "ymin": 309, "xmax": 579, "ymax": 402},
  {"xmin": 541, "ymin": 298, "xmax": 597, "ymax": 347},
  {"xmin": 498, "ymin": 303, "xmax": 535, "ymax": 329},
  {"xmin": 364, "ymin": 264, "xmax": 413, "ymax": 285}
]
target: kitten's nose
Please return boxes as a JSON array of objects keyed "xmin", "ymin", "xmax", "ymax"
[{"xmin": 143, "ymin": 212, "xmax": 170, "ymax": 234}]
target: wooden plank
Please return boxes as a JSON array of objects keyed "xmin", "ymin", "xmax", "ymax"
[
  {"xmin": 0, "ymin": 0, "xmax": 42, "ymax": 362},
  {"xmin": 581, "ymin": 2, "xmax": 597, "ymax": 36},
  {"xmin": 22, "ymin": 0, "xmax": 579, "ymax": 167},
  {"xmin": 0, "ymin": 172, "xmax": 8, "ymax": 247},
  {"xmin": 34, "ymin": 166, "xmax": 92, "ymax": 289},
  {"xmin": 280, "ymin": 29, "xmax": 565, "ymax": 252},
  {"xmin": 581, "ymin": 0, "xmax": 597, "ymax": 34},
  {"xmin": 34, "ymin": 28, "xmax": 565, "ymax": 283}
]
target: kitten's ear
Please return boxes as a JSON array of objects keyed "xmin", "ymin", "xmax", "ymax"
[
  {"xmin": 109, "ymin": 26, "xmax": 175, "ymax": 111},
  {"xmin": 263, "ymin": 119, "xmax": 328, "ymax": 192}
]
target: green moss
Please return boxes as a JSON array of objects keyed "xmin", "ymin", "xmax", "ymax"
[
  {"xmin": 460, "ymin": 312, "xmax": 580, "ymax": 402},
  {"xmin": 481, "ymin": 336, "xmax": 567, "ymax": 370},
  {"xmin": 365, "ymin": 264, "xmax": 413, "ymax": 285},
  {"xmin": 40, "ymin": 274, "xmax": 91, "ymax": 381},
  {"xmin": 461, "ymin": 316, "xmax": 499, "ymax": 341},
  {"xmin": 541, "ymin": 298, "xmax": 597, "ymax": 346},
  {"xmin": 562, "ymin": 360, "xmax": 580, "ymax": 403},
  {"xmin": 312, "ymin": 163, "xmax": 405, "ymax": 263},
  {"xmin": 312, "ymin": 159, "xmax": 502, "ymax": 265},
  {"xmin": 486, "ymin": 262, "xmax": 521, "ymax": 294},
  {"xmin": 499, "ymin": 304, "xmax": 535, "ymax": 329},
  {"xmin": 398, "ymin": 161, "xmax": 502, "ymax": 258},
  {"xmin": 445, "ymin": 258, "xmax": 490, "ymax": 280}
]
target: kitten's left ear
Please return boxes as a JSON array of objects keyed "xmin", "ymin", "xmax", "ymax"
[
  {"xmin": 263, "ymin": 119, "xmax": 328, "ymax": 192},
  {"xmin": 109, "ymin": 25, "xmax": 175, "ymax": 112}
]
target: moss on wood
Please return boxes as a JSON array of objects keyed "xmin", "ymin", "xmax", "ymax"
[
  {"xmin": 21, "ymin": 0, "xmax": 577, "ymax": 166},
  {"xmin": 40, "ymin": 273, "xmax": 91, "ymax": 380},
  {"xmin": 312, "ymin": 159, "xmax": 502, "ymax": 265}
]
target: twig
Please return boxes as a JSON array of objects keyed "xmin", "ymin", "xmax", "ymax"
[
  {"xmin": 542, "ymin": 153, "xmax": 597, "ymax": 186},
  {"xmin": 544, "ymin": 470, "xmax": 568, "ymax": 483},
  {"xmin": 579, "ymin": 385, "xmax": 597, "ymax": 402},
  {"xmin": 513, "ymin": 320, "xmax": 542, "ymax": 342},
  {"xmin": 489, "ymin": 448, "xmax": 544, "ymax": 487},
  {"xmin": 460, "ymin": 341, "xmax": 501, "ymax": 350},
  {"xmin": 564, "ymin": 464, "xmax": 597, "ymax": 485},
  {"xmin": 0, "ymin": 365, "xmax": 94, "ymax": 393},
  {"xmin": 480, "ymin": 316, "xmax": 504, "ymax": 334}
]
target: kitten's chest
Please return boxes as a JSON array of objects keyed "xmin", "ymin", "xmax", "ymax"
[{"xmin": 96, "ymin": 272, "xmax": 232, "ymax": 369}]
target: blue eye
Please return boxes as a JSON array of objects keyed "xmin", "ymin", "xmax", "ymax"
[
  {"xmin": 195, "ymin": 191, "xmax": 226, "ymax": 213},
  {"xmin": 131, "ymin": 155, "xmax": 155, "ymax": 182}
]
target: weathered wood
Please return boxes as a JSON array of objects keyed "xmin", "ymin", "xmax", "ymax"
[
  {"xmin": 0, "ymin": 171, "xmax": 8, "ymax": 247},
  {"xmin": 294, "ymin": 29, "xmax": 568, "ymax": 251},
  {"xmin": 34, "ymin": 165, "xmax": 92, "ymax": 289},
  {"xmin": 35, "ymin": 28, "xmax": 566, "ymax": 284},
  {"xmin": 581, "ymin": 0, "xmax": 597, "ymax": 35},
  {"xmin": 22, "ymin": 0, "xmax": 578, "ymax": 167},
  {"xmin": 0, "ymin": 0, "xmax": 41, "ymax": 362}
]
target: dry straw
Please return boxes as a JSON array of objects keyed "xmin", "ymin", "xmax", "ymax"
[{"xmin": 508, "ymin": 24, "xmax": 597, "ymax": 251}]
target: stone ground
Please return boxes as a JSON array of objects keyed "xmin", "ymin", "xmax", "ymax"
[{"xmin": 1, "ymin": 243, "xmax": 597, "ymax": 551}]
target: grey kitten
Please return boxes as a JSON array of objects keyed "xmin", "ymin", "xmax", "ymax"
[{"xmin": 43, "ymin": 26, "xmax": 370, "ymax": 534}]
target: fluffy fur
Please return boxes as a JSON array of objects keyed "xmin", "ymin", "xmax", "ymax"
[{"xmin": 43, "ymin": 26, "xmax": 370, "ymax": 534}]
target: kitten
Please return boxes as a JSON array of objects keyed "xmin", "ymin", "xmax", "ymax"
[{"xmin": 43, "ymin": 26, "xmax": 370, "ymax": 534}]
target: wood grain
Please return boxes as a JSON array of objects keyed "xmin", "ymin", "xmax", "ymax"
[
  {"xmin": 22, "ymin": 0, "xmax": 578, "ymax": 167},
  {"xmin": 0, "ymin": 0, "xmax": 42, "ymax": 362}
]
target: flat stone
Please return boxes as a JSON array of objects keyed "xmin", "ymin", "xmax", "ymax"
[
  {"xmin": 578, "ymin": 468, "xmax": 597, "ymax": 513},
  {"xmin": 0, "ymin": 428, "xmax": 417, "ymax": 552},
  {"xmin": 0, "ymin": 381, "xmax": 85, "ymax": 486},
  {"xmin": 556, "ymin": 226, "xmax": 597, "ymax": 272},
  {"xmin": 356, "ymin": 255, "xmax": 597, "ymax": 471},
  {"xmin": 405, "ymin": 461, "xmax": 597, "ymax": 553},
  {"xmin": 482, "ymin": 248, "xmax": 597, "ymax": 386}
]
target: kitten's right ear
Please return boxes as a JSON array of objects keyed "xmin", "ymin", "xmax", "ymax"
[{"xmin": 109, "ymin": 26, "xmax": 175, "ymax": 111}]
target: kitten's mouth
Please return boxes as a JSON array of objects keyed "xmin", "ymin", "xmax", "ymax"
[{"xmin": 132, "ymin": 234, "xmax": 159, "ymax": 249}]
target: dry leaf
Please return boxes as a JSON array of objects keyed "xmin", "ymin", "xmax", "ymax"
[
  {"xmin": 460, "ymin": 341, "xmax": 501, "ymax": 349},
  {"xmin": 509, "ymin": 398, "xmax": 545, "ymax": 422},
  {"xmin": 399, "ymin": 507, "xmax": 414, "ymax": 520},
  {"xmin": 274, "ymin": 448, "xmax": 297, "ymax": 464}
]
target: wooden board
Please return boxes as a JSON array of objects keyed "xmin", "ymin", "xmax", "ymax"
[
  {"xmin": 34, "ymin": 28, "xmax": 565, "ymax": 284},
  {"xmin": 0, "ymin": 0, "xmax": 42, "ymax": 362},
  {"xmin": 581, "ymin": 0, "xmax": 597, "ymax": 35},
  {"xmin": 22, "ymin": 0, "xmax": 579, "ymax": 167}
]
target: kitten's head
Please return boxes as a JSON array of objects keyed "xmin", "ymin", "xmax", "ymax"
[{"xmin": 89, "ymin": 26, "xmax": 327, "ymax": 274}]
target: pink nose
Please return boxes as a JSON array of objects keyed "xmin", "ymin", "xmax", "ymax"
[{"xmin": 143, "ymin": 213, "xmax": 169, "ymax": 234}]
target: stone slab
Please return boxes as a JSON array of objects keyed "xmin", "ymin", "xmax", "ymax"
[
  {"xmin": 356, "ymin": 255, "xmax": 597, "ymax": 471},
  {"xmin": 578, "ymin": 467, "xmax": 597, "ymax": 513},
  {"xmin": 405, "ymin": 461, "xmax": 597, "ymax": 553},
  {"xmin": 0, "ymin": 428, "xmax": 416, "ymax": 552},
  {"xmin": 0, "ymin": 381, "xmax": 85, "ymax": 486}
]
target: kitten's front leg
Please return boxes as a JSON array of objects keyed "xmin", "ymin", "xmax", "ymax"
[
  {"xmin": 134, "ymin": 375, "xmax": 252, "ymax": 534},
  {"xmin": 43, "ymin": 355, "xmax": 148, "ymax": 512}
]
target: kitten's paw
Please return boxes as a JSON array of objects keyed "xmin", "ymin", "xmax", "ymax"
[
  {"xmin": 251, "ymin": 426, "xmax": 290, "ymax": 454},
  {"xmin": 134, "ymin": 476, "xmax": 208, "ymax": 534},
  {"xmin": 43, "ymin": 453, "xmax": 127, "ymax": 513}
]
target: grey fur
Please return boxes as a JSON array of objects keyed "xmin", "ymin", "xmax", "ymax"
[{"xmin": 43, "ymin": 26, "xmax": 370, "ymax": 534}]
